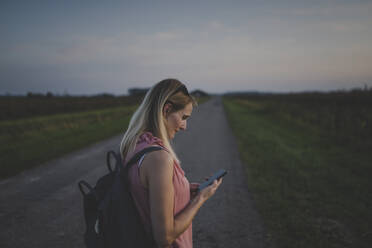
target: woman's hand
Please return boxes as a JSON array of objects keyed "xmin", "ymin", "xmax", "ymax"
[{"xmin": 198, "ymin": 178, "xmax": 223, "ymax": 202}]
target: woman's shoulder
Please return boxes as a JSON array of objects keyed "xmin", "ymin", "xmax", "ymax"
[
  {"xmin": 143, "ymin": 149, "xmax": 173, "ymax": 170},
  {"xmin": 139, "ymin": 149, "xmax": 174, "ymax": 188},
  {"xmin": 136, "ymin": 131, "xmax": 174, "ymax": 172}
]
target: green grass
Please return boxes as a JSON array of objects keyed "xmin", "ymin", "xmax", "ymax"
[
  {"xmin": 0, "ymin": 105, "xmax": 137, "ymax": 179},
  {"xmin": 223, "ymin": 97, "xmax": 372, "ymax": 248},
  {"xmin": 195, "ymin": 96, "xmax": 212, "ymax": 105},
  {"xmin": 0, "ymin": 94, "xmax": 143, "ymax": 121}
]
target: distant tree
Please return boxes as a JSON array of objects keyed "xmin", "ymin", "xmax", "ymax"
[
  {"xmin": 128, "ymin": 88, "xmax": 150, "ymax": 96},
  {"xmin": 46, "ymin": 92, "xmax": 54, "ymax": 97},
  {"xmin": 27, "ymin": 92, "xmax": 44, "ymax": 97},
  {"xmin": 351, "ymin": 87, "xmax": 363, "ymax": 93},
  {"xmin": 94, "ymin": 93, "xmax": 115, "ymax": 98},
  {"xmin": 190, "ymin": 89, "xmax": 208, "ymax": 97}
]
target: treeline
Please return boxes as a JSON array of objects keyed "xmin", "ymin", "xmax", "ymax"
[
  {"xmin": 225, "ymin": 88, "xmax": 372, "ymax": 142},
  {"xmin": 1, "ymin": 88, "xmax": 209, "ymax": 121},
  {"xmin": 0, "ymin": 94, "xmax": 144, "ymax": 121}
]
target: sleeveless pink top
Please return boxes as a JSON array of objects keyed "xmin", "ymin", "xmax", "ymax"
[{"xmin": 123, "ymin": 132, "xmax": 193, "ymax": 248}]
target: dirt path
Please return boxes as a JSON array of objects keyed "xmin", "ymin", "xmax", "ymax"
[
  {"xmin": 0, "ymin": 96, "xmax": 268, "ymax": 248},
  {"xmin": 174, "ymin": 96, "xmax": 268, "ymax": 247}
]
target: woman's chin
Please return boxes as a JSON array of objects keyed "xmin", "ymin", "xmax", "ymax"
[
  {"xmin": 168, "ymin": 130, "xmax": 177, "ymax": 140},
  {"xmin": 168, "ymin": 132, "xmax": 174, "ymax": 140}
]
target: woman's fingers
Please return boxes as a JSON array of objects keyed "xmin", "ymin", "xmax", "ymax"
[
  {"xmin": 190, "ymin": 182, "xmax": 199, "ymax": 188},
  {"xmin": 190, "ymin": 182, "xmax": 200, "ymax": 192},
  {"xmin": 212, "ymin": 178, "xmax": 222, "ymax": 189},
  {"xmin": 199, "ymin": 178, "xmax": 223, "ymax": 200},
  {"xmin": 210, "ymin": 178, "xmax": 223, "ymax": 188}
]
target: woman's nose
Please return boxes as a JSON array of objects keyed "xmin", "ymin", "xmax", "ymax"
[{"xmin": 180, "ymin": 121, "xmax": 187, "ymax": 130}]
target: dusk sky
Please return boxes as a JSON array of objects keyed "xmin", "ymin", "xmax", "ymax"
[{"xmin": 1, "ymin": 0, "xmax": 372, "ymax": 95}]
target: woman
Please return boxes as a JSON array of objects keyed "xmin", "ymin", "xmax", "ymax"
[{"xmin": 120, "ymin": 78, "xmax": 223, "ymax": 248}]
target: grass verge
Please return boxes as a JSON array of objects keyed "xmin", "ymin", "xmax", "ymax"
[
  {"xmin": 195, "ymin": 96, "xmax": 212, "ymax": 105},
  {"xmin": 0, "ymin": 105, "xmax": 137, "ymax": 179},
  {"xmin": 223, "ymin": 97, "xmax": 371, "ymax": 248}
]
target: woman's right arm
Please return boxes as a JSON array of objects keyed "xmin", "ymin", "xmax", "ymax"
[
  {"xmin": 144, "ymin": 150, "xmax": 222, "ymax": 247},
  {"xmin": 172, "ymin": 179, "xmax": 222, "ymax": 241}
]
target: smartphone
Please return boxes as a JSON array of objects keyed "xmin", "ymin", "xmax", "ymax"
[{"xmin": 198, "ymin": 169, "xmax": 227, "ymax": 192}]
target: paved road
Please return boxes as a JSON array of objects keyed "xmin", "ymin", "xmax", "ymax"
[{"xmin": 0, "ymin": 96, "xmax": 268, "ymax": 248}]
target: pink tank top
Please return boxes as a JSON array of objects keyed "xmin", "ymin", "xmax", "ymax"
[{"xmin": 123, "ymin": 131, "xmax": 193, "ymax": 248}]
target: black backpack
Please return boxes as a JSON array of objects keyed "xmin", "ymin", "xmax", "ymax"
[{"xmin": 78, "ymin": 146, "xmax": 163, "ymax": 248}]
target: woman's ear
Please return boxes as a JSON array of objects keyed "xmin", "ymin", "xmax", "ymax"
[{"xmin": 163, "ymin": 103, "xmax": 172, "ymax": 116}]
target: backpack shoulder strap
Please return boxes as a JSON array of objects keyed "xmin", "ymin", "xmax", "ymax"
[
  {"xmin": 125, "ymin": 146, "xmax": 164, "ymax": 171},
  {"xmin": 119, "ymin": 146, "xmax": 163, "ymax": 184}
]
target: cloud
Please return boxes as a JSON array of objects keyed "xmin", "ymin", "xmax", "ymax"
[{"xmin": 3, "ymin": 18, "xmax": 372, "ymax": 85}]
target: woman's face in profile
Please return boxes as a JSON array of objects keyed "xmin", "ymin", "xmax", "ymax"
[{"xmin": 165, "ymin": 102, "xmax": 193, "ymax": 139}]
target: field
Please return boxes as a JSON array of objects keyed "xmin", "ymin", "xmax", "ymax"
[
  {"xmin": 0, "ymin": 104, "xmax": 138, "ymax": 179},
  {"xmin": 223, "ymin": 90, "xmax": 372, "ymax": 248},
  {"xmin": 0, "ymin": 94, "xmax": 209, "ymax": 179},
  {"xmin": 0, "ymin": 94, "xmax": 143, "ymax": 121}
]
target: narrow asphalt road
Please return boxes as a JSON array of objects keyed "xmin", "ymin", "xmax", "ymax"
[{"xmin": 0, "ymin": 96, "xmax": 268, "ymax": 248}]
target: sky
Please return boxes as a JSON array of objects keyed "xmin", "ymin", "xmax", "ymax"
[{"xmin": 1, "ymin": 0, "xmax": 372, "ymax": 95}]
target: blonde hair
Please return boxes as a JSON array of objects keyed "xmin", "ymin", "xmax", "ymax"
[{"xmin": 120, "ymin": 78, "xmax": 197, "ymax": 164}]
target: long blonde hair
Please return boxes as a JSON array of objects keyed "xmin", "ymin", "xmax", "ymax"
[{"xmin": 120, "ymin": 78, "xmax": 197, "ymax": 164}]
